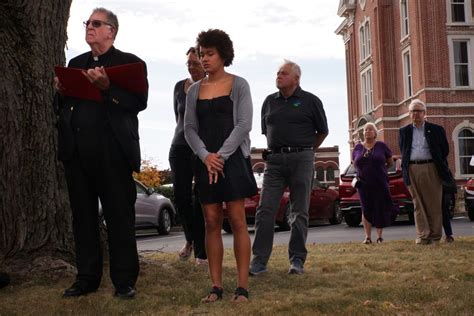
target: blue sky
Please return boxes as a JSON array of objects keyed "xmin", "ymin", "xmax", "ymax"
[{"xmin": 67, "ymin": 0, "xmax": 349, "ymax": 169}]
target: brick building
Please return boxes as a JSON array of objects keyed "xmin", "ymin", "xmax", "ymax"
[
  {"xmin": 336, "ymin": 0, "xmax": 474, "ymax": 181},
  {"xmin": 250, "ymin": 146, "xmax": 341, "ymax": 187}
]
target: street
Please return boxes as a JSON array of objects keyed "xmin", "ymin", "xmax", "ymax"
[{"xmin": 137, "ymin": 216, "xmax": 474, "ymax": 253}]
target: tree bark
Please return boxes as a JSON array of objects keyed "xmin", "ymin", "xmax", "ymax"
[{"xmin": 0, "ymin": 1, "xmax": 74, "ymax": 269}]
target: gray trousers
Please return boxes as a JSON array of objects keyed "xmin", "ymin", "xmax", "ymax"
[{"xmin": 251, "ymin": 150, "xmax": 314, "ymax": 265}]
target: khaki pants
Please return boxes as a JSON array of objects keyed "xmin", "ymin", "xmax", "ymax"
[{"xmin": 408, "ymin": 162, "xmax": 443, "ymax": 242}]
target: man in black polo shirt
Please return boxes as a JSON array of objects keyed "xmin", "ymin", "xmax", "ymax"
[{"xmin": 250, "ymin": 60, "xmax": 328, "ymax": 275}]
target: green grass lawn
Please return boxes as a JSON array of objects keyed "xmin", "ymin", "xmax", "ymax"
[{"xmin": 1, "ymin": 237, "xmax": 473, "ymax": 315}]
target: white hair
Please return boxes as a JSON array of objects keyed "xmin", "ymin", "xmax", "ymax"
[
  {"xmin": 282, "ymin": 59, "xmax": 301, "ymax": 83},
  {"xmin": 408, "ymin": 99, "xmax": 427, "ymax": 111},
  {"xmin": 363, "ymin": 122, "xmax": 378, "ymax": 138}
]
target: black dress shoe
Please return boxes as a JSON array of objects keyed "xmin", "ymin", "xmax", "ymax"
[
  {"xmin": 63, "ymin": 281, "xmax": 97, "ymax": 297},
  {"xmin": 114, "ymin": 286, "xmax": 136, "ymax": 299}
]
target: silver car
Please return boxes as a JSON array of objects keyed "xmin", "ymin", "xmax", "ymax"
[{"xmin": 99, "ymin": 179, "xmax": 176, "ymax": 235}]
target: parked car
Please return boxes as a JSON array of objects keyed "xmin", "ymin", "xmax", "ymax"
[
  {"xmin": 339, "ymin": 158, "xmax": 456, "ymax": 227},
  {"xmin": 339, "ymin": 158, "xmax": 414, "ymax": 227},
  {"xmin": 464, "ymin": 178, "xmax": 474, "ymax": 221},
  {"xmin": 222, "ymin": 174, "xmax": 342, "ymax": 233},
  {"xmin": 100, "ymin": 179, "xmax": 176, "ymax": 235}
]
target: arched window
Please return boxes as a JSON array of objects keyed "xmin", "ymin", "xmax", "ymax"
[
  {"xmin": 459, "ymin": 128, "xmax": 474, "ymax": 175},
  {"xmin": 326, "ymin": 167, "xmax": 335, "ymax": 182},
  {"xmin": 316, "ymin": 167, "xmax": 325, "ymax": 182},
  {"xmin": 252, "ymin": 162, "xmax": 265, "ymax": 174}
]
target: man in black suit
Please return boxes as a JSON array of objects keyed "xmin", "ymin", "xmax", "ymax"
[
  {"xmin": 399, "ymin": 99, "xmax": 451, "ymax": 245},
  {"xmin": 54, "ymin": 7, "xmax": 147, "ymax": 298}
]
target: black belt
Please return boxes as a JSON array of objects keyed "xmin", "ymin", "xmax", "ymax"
[
  {"xmin": 269, "ymin": 146, "xmax": 314, "ymax": 154},
  {"xmin": 409, "ymin": 159, "xmax": 434, "ymax": 164}
]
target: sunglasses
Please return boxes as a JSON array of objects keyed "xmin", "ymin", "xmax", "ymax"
[{"xmin": 83, "ymin": 20, "xmax": 114, "ymax": 28}]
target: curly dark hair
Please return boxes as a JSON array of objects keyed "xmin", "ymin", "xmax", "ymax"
[{"xmin": 196, "ymin": 29, "xmax": 234, "ymax": 67}]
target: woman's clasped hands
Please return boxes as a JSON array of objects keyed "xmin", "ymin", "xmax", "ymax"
[{"xmin": 205, "ymin": 153, "xmax": 225, "ymax": 184}]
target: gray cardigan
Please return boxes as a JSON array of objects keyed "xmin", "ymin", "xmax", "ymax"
[{"xmin": 184, "ymin": 75, "xmax": 253, "ymax": 162}]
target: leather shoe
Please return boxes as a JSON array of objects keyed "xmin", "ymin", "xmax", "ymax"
[
  {"xmin": 63, "ymin": 281, "xmax": 97, "ymax": 297},
  {"xmin": 114, "ymin": 286, "xmax": 136, "ymax": 299}
]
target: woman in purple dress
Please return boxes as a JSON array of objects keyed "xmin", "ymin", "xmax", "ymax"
[{"xmin": 352, "ymin": 122, "xmax": 396, "ymax": 244}]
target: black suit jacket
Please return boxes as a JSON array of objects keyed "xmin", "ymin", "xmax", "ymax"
[
  {"xmin": 54, "ymin": 47, "xmax": 148, "ymax": 172},
  {"xmin": 398, "ymin": 121, "xmax": 451, "ymax": 186}
]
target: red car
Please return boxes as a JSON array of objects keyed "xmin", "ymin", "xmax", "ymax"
[
  {"xmin": 222, "ymin": 174, "xmax": 342, "ymax": 233},
  {"xmin": 339, "ymin": 158, "xmax": 415, "ymax": 227}
]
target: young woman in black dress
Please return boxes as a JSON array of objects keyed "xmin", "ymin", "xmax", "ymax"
[{"xmin": 184, "ymin": 29, "xmax": 257, "ymax": 302}]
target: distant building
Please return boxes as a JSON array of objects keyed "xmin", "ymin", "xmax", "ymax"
[
  {"xmin": 336, "ymin": 0, "xmax": 474, "ymax": 180},
  {"xmin": 250, "ymin": 146, "xmax": 341, "ymax": 187}
]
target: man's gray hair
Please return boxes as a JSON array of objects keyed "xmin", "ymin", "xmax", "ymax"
[
  {"xmin": 282, "ymin": 59, "xmax": 301, "ymax": 80},
  {"xmin": 408, "ymin": 98, "xmax": 427, "ymax": 111},
  {"xmin": 92, "ymin": 7, "xmax": 119, "ymax": 38}
]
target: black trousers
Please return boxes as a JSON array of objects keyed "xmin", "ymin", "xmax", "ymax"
[
  {"xmin": 169, "ymin": 145, "xmax": 206, "ymax": 259},
  {"xmin": 64, "ymin": 130, "xmax": 139, "ymax": 289},
  {"xmin": 442, "ymin": 191, "xmax": 454, "ymax": 236}
]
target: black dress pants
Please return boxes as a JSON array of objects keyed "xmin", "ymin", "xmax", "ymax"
[
  {"xmin": 169, "ymin": 144, "xmax": 206, "ymax": 259},
  {"xmin": 65, "ymin": 130, "xmax": 139, "ymax": 289}
]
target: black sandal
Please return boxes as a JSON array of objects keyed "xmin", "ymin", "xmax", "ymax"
[
  {"xmin": 201, "ymin": 286, "xmax": 223, "ymax": 303},
  {"xmin": 232, "ymin": 287, "xmax": 249, "ymax": 302}
]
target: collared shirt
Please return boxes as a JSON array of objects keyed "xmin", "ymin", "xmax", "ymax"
[
  {"xmin": 409, "ymin": 122, "xmax": 432, "ymax": 161},
  {"xmin": 261, "ymin": 86, "xmax": 328, "ymax": 148}
]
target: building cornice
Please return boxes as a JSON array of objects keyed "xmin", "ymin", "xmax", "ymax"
[{"xmin": 337, "ymin": 0, "xmax": 356, "ymax": 17}]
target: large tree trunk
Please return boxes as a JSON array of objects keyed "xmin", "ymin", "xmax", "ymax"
[{"xmin": 0, "ymin": 1, "xmax": 74, "ymax": 271}]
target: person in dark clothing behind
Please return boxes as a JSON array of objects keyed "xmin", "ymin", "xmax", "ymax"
[
  {"xmin": 442, "ymin": 170, "xmax": 456, "ymax": 243},
  {"xmin": 250, "ymin": 60, "xmax": 328, "ymax": 276},
  {"xmin": 169, "ymin": 47, "xmax": 207, "ymax": 264},
  {"xmin": 54, "ymin": 7, "xmax": 147, "ymax": 299}
]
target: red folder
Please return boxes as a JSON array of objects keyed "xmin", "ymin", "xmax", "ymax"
[
  {"xmin": 106, "ymin": 62, "xmax": 148, "ymax": 94},
  {"xmin": 54, "ymin": 62, "xmax": 147, "ymax": 102},
  {"xmin": 54, "ymin": 66, "xmax": 102, "ymax": 102}
]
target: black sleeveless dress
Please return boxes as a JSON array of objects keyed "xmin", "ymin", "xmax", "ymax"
[{"xmin": 195, "ymin": 96, "xmax": 257, "ymax": 204}]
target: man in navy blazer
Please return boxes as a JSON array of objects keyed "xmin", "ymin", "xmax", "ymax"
[
  {"xmin": 54, "ymin": 8, "xmax": 147, "ymax": 299},
  {"xmin": 399, "ymin": 99, "xmax": 451, "ymax": 244}
]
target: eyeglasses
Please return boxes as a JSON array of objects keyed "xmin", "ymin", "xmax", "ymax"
[
  {"xmin": 409, "ymin": 109, "xmax": 425, "ymax": 114},
  {"xmin": 185, "ymin": 61, "xmax": 202, "ymax": 68},
  {"xmin": 83, "ymin": 20, "xmax": 113, "ymax": 28}
]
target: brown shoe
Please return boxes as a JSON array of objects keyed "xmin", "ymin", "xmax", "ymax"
[{"xmin": 445, "ymin": 236, "xmax": 455, "ymax": 243}]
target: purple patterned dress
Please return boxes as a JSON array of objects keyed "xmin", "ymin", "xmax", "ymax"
[{"xmin": 352, "ymin": 141, "xmax": 397, "ymax": 228}]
